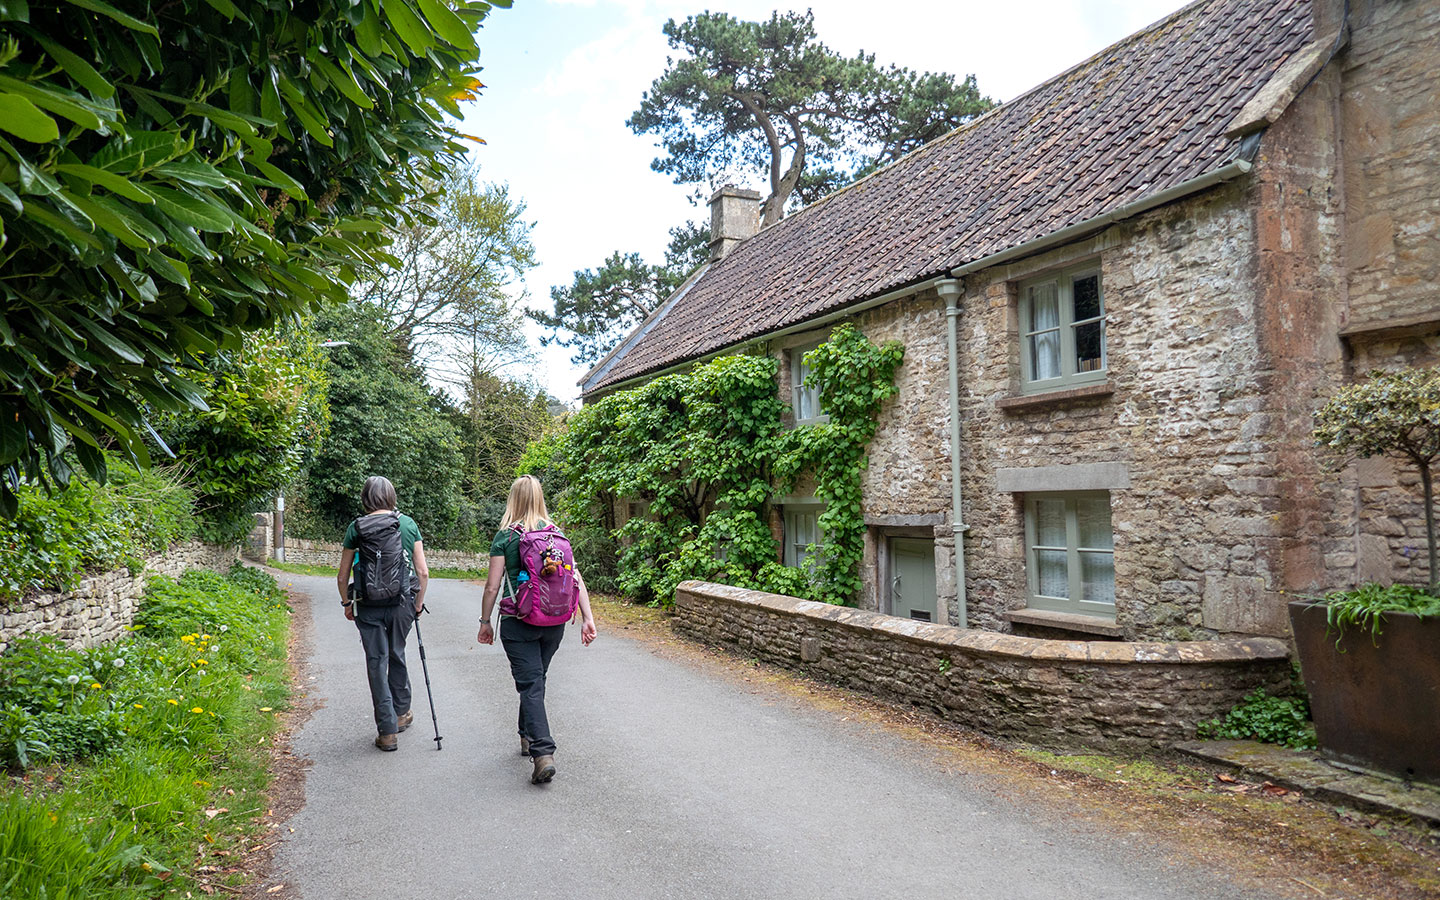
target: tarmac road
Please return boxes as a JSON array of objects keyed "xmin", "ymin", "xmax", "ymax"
[{"xmin": 268, "ymin": 573, "xmax": 1277, "ymax": 900}]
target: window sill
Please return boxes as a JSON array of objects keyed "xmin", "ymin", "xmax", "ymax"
[
  {"xmin": 1005, "ymin": 608, "xmax": 1124, "ymax": 638},
  {"xmin": 996, "ymin": 382, "xmax": 1114, "ymax": 413},
  {"xmin": 1338, "ymin": 312, "xmax": 1440, "ymax": 343}
]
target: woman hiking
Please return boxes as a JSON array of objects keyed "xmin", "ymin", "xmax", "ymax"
[
  {"xmin": 337, "ymin": 475, "xmax": 429, "ymax": 751},
  {"xmin": 478, "ymin": 474, "xmax": 596, "ymax": 784}
]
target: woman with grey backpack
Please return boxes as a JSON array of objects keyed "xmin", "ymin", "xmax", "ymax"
[
  {"xmin": 477, "ymin": 474, "xmax": 596, "ymax": 784},
  {"xmin": 338, "ymin": 476, "xmax": 430, "ymax": 751}
]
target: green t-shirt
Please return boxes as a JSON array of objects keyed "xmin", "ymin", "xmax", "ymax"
[
  {"xmin": 489, "ymin": 520, "xmax": 552, "ymax": 592},
  {"xmin": 343, "ymin": 512, "xmax": 423, "ymax": 574}
]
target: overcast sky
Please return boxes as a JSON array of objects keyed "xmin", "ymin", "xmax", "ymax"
[{"xmin": 454, "ymin": 0, "xmax": 1186, "ymax": 403}]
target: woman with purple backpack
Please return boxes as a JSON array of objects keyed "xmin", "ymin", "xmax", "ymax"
[{"xmin": 477, "ymin": 474, "xmax": 597, "ymax": 784}]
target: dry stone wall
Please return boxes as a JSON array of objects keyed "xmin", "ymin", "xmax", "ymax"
[
  {"xmin": 281, "ymin": 537, "xmax": 489, "ymax": 572},
  {"xmin": 0, "ymin": 542, "xmax": 238, "ymax": 653},
  {"xmin": 675, "ymin": 581, "xmax": 1291, "ymax": 751}
]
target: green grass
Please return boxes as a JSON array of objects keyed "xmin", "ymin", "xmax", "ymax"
[
  {"xmin": 0, "ymin": 566, "xmax": 291, "ymax": 897},
  {"xmin": 269, "ymin": 559, "xmax": 486, "ymax": 581}
]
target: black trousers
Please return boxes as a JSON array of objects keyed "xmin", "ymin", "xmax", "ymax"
[
  {"xmin": 500, "ymin": 617, "xmax": 566, "ymax": 757},
  {"xmin": 354, "ymin": 602, "xmax": 414, "ymax": 735}
]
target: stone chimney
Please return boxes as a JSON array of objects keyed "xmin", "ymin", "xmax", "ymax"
[{"xmin": 708, "ymin": 185, "xmax": 762, "ymax": 261}]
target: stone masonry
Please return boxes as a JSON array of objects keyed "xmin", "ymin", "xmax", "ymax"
[
  {"xmin": 675, "ymin": 581, "xmax": 1292, "ymax": 751},
  {"xmin": 280, "ymin": 537, "xmax": 489, "ymax": 572},
  {"xmin": 0, "ymin": 542, "xmax": 239, "ymax": 653}
]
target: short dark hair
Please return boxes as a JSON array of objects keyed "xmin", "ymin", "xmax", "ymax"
[{"xmin": 361, "ymin": 476, "xmax": 398, "ymax": 513}]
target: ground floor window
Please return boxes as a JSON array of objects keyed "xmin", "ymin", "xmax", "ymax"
[
  {"xmin": 1024, "ymin": 492, "xmax": 1115, "ymax": 618},
  {"xmin": 783, "ymin": 504, "xmax": 824, "ymax": 570}
]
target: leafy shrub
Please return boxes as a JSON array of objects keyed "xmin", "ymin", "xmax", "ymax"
[
  {"xmin": 0, "ymin": 566, "xmax": 290, "ymax": 897},
  {"xmin": 0, "ymin": 460, "xmax": 197, "ymax": 603},
  {"xmin": 1197, "ymin": 685, "xmax": 1317, "ymax": 750}
]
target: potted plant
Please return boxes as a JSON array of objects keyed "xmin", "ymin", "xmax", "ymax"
[{"xmin": 1291, "ymin": 366, "xmax": 1440, "ymax": 784}]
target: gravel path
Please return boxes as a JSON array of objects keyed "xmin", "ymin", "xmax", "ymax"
[{"xmin": 268, "ymin": 573, "xmax": 1276, "ymax": 900}]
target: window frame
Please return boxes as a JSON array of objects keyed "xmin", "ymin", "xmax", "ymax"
[
  {"xmin": 1023, "ymin": 491, "xmax": 1116, "ymax": 619},
  {"xmin": 1017, "ymin": 262, "xmax": 1107, "ymax": 394},
  {"xmin": 782, "ymin": 502, "xmax": 825, "ymax": 570},
  {"xmin": 790, "ymin": 340, "xmax": 830, "ymax": 426}
]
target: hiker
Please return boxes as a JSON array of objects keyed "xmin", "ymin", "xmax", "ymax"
[
  {"xmin": 337, "ymin": 475, "xmax": 430, "ymax": 751},
  {"xmin": 477, "ymin": 474, "xmax": 596, "ymax": 784}
]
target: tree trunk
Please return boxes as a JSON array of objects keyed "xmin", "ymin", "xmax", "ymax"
[{"xmin": 1420, "ymin": 458, "xmax": 1437, "ymax": 593}]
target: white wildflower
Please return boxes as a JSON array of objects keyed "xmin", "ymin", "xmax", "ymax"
[
  {"xmin": 112, "ymin": 658, "xmax": 125, "ymax": 668},
  {"xmin": 66, "ymin": 674, "xmax": 80, "ymax": 685},
  {"xmin": 219, "ymin": 624, "xmax": 229, "ymax": 633}
]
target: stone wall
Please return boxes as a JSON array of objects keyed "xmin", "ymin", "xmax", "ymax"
[
  {"xmin": 281, "ymin": 537, "xmax": 489, "ymax": 571},
  {"xmin": 675, "ymin": 581, "xmax": 1292, "ymax": 752},
  {"xmin": 0, "ymin": 542, "xmax": 239, "ymax": 653}
]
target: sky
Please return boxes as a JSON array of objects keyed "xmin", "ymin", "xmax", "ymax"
[{"xmin": 455, "ymin": 0, "xmax": 1187, "ymax": 404}]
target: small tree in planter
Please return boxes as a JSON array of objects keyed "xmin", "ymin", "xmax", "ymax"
[
  {"xmin": 1298, "ymin": 365, "xmax": 1440, "ymax": 783},
  {"xmin": 1314, "ymin": 365, "xmax": 1440, "ymax": 593}
]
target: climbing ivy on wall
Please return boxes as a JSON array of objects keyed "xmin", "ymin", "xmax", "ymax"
[{"xmin": 527, "ymin": 323, "xmax": 903, "ymax": 606}]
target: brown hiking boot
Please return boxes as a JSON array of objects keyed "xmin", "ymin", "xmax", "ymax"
[
  {"xmin": 375, "ymin": 733, "xmax": 398, "ymax": 751},
  {"xmin": 396, "ymin": 711, "xmax": 414, "ymax": 732},
  {"xmin": 531, "ymin": 755, "xmax": 556, "ymax": 784},
  {"xmin": 520, "ymin": 737, "xmax": 530, "ymax": 757}
]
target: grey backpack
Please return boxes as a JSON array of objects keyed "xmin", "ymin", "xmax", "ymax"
[{"xmin": 352, "ymin": 512, "xmax": 410, "ymax": 605}]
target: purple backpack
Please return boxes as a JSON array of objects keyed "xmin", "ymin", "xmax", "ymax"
[{"xmin": 500, "ymin": 524, "xmax": 579, "ymax": 626}]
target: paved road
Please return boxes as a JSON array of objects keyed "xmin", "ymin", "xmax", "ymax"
[{"xmin": 269, "ymin": 574, "xmax": 1276, "ymax": 900}]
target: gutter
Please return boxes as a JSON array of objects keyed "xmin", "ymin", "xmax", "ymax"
[
  {"xmin": 948, "ymin": 159, "xmax": 1254, "ymax": 279},
  {"xmin": 936, "ymin": 278, "xmax": 968, "ymax": 627},
  {"xmin": 586, "ymin": 274, "xmax": 951, "ymax": 399}
]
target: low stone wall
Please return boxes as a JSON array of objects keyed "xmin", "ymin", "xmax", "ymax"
[
  {"xmin": 674, "ymin": 581, "xmax": 1292, "ymax": 751},
  {"xmin": 281, "ymin": 537, "xmax": 488, "ymax": 571},
  {"xmin": 0, "ymin": 542, "xmax": 239, "ymax": 653}
]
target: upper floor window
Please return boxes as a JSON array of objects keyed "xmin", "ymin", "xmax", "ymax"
[
  {"xmin": 1019, "ymin": 265, "xmax": 1106, "ymax": 392},
  {"xmin": 791, "ymin": 341, "xmax": 828, "ymax": 426}
]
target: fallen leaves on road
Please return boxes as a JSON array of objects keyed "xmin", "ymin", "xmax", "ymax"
[{"xmin": 1212, "ymin": 774, "xmax": 1301, "ymax": 800}]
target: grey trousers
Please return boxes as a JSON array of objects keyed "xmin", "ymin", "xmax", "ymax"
[{"xmin": 354, "ymin": 602, "xmax": 414, "ymax": 735}]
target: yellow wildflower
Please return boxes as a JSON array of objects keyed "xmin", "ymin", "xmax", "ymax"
[
  {"xmin": 167, "ymin": 699, "xmax": 179, "ymax": 706},
  {"xmin": 133, "ymin": 703, "xmax": 144, "ymax": 709},
  {"xmin": 191, "ymin": 707, "xmax": 203, "ymax": 714},
  {"xmin": 90, "ymin": 683, "xmax": 102, "ymax": 689}
]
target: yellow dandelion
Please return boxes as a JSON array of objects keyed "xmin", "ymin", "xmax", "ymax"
[
  {"xmin": 90, "ymin": 683, "xmax": 102, "ymax": 690},
  {"xmin": 191, "ymin": 707, "xmax": 204, "ymax": 714},
  {"xmin": 197, "ymin": 659, "xmax": 208, "ymax": 665},
  {"xmin": 167, "ymin": 699, "xmax": 179, "ymax": 706},
  {"xmin": 132, "ymin": 703, "xmax": 144, "ymax": 709}
]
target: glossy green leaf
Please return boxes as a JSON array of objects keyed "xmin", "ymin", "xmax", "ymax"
[
  {"xmin": 381, "ymin": 0, "xmax": 435, "ymax": 55},
  {"xmin": 202, "ymin": 0, "xmax": 240, "ymax": 20},
  {"xmin": 54, "ymin": 163, "xmax": 157, "ymax": 203},
  {"xmin": 90, "ymin": 132, "xmax": 184, "ymax": 173},
  {"xmin": 73, "ymin": 315, "xmax": 144, "ymax": 362},
  {"xmin": 355, "ymin": 4, "xmax": 384, "ymax": 56},
  {"xmin": 250, "ymin": 159, "xmax": 309, "ymax": 200},
  {"xmin": 416, "ymin": 0, "xmax": 475, "ymax": 51},
  {"xmin": 0, "ymin": 0, "xmax": 30, "ymax": 22},
  {"xmin": 308, "ymin": 52, "xmax": 374, "ymax": 110},
  {"xmin": 62, "ymin": 0, "xmax": 159, "ymax": 36},
  {"xmin": 0, "ymin": 75, "xmax": 107, "ymax": 132},
  {"xmin": 29, "ymin": 32, "xmax": 116, "ymax": 98},
  {"xmin": 147, "ymin": 186, "xmax": 234, "ymax": 233},
  {"xmin": 0, "ymin": 93, "xmax": 59, "ymax": 142}
]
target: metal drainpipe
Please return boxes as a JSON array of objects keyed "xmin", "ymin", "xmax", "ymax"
[{"xmin": 936, "ymin": 279, "xmax": 968, "ymax": 627}]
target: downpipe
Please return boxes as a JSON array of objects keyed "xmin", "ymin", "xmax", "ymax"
[{"xmin": 937, "ymin": 279, "xmax": 968, "ymax": 627}]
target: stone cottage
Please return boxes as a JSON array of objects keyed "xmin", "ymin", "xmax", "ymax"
[{"xmin": 581, "ymin": 0, "xmax": 1440, "ymax": 644}]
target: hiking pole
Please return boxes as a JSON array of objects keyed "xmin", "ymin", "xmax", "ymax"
[{"xmin": 412, "ymin": 607, "xmax": 443, "ymax": 750}]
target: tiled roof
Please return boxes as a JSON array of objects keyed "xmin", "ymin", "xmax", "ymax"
[{"xmin": 586, "ymin": 0, "xmax": 1313, "ymax": 393}]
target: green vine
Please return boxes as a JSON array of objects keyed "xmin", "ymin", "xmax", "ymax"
[{"xmin": 526, "ymin": 323, "xmax": 903, "ymax": 606}]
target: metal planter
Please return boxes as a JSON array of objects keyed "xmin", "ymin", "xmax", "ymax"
[{"xmin": 1289, "ymin": 600, "xmax": 1440, "ymax": 785}]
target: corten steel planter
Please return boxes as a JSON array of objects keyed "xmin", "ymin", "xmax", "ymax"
[{"xmin": 1289, "ymin": 600, "xmax": 1440, "ymax": 785}]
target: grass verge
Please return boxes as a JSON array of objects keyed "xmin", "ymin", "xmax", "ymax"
[{"xmin": 0, "ymin": 565, "xmax": 291, "ymax": 897}]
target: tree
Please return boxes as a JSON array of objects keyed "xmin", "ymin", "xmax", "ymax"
[
  {"xmin": 154, "ymin": 325, "xmax": 329, "ymax": 540},
  {"xmin": 353, "ymin": 161, "xmax": 536, "ymax": 368},
  {"xmin": 1314, "ymin": 366, "xmax": 1440, "ymax": 592},
  {"xmin": 531, "ymin": 221, "xmax": 709, "ymax": 367},
  {"xmin": 629, "ymin": 10, "xmax": 991, "ymax": 225},
  {"xmin": 293, "ymin": 304, "xmax": 470, "ymax": 548},
  {"xmin": 0, "ymin": 0, "xmax": 500, "ymax": 516}
]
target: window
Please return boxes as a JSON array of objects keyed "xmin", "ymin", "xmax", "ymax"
[
  {"xmin": 790, "ymin": 342, "xmax": 827, "ymax": 425},
  {"xmin": 1024, "ymin": 492, "xmax": 1115, "ymax": 618},
  {"xmin": 1018, "ymin": 265, "xmax": 1106, "ymax": 392},
  {"xmin": 783, "ymin": 504, "xmax": 824, "ymax": 570}
]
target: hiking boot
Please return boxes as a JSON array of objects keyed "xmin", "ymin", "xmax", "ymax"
[
  {"xmin": 530, "ymin": 755, "xmax": 556, "ymax": 784},
  {"xmin": 375, "ymin": 733, "xmax": 398, "ymax": 751},
  {"xmin": 396, "ymin": 710, "xmax": 414, "ymax": 732},
  {"xmin": 520, "ymin": 737, "xmax": 530, "ymax": 757}
]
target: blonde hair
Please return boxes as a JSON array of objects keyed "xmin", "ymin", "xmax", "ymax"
[{"xmin": 500, "ymin": 474, "xmax": 551, "ymax": 532}]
